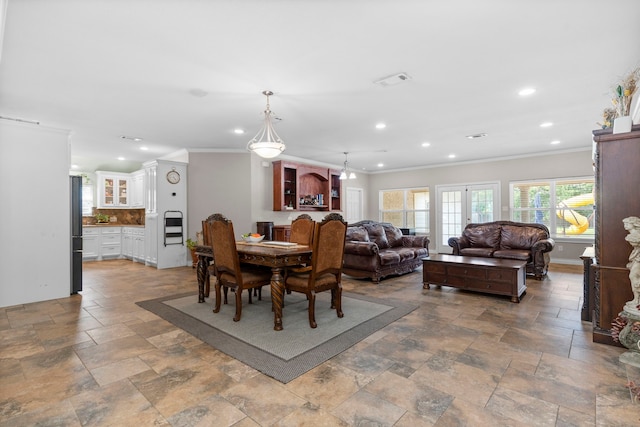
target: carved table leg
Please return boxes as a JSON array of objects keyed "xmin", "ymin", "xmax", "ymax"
[
  {"xmin": 197, "ymin": 254, "xmax": 208, "ymax": 303},
  {"xmin": 270, "ymin": 267, "xmax": 284, "ymax": 331}
]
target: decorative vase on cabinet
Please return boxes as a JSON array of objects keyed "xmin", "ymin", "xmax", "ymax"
[{"xmin": 614, "ymin": 116, "xmax": 633, "ymax": 134}]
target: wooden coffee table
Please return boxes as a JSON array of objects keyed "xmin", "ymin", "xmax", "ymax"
[{"xmin": 422, "ymin": 254, "xmax": 527, "ymax": 303}]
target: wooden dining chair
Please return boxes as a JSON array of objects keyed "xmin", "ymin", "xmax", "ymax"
[
  {"xmin": 207, "ymin": 213, "xmax": 272, "ymax": 322},
  {"xmin": 284, "ymin": 213, "xmax": 347, "ymax": 328},
  {"xmin": 285, "ymin": 214, "xmax": 315, "ymax": 286},
  {"xmin": 289, "ymin": 214, "xmax": 314, "ymax": 246},
  {"xmin": 199, "ymin": 214, "xmax": 217, "ymax": 299}
]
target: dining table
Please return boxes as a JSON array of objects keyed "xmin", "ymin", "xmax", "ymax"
[{"xmin": 196, "ymin": 240, "xmax": 312, "ymax": 331}]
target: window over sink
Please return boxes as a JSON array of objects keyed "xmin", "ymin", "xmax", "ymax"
[{"xmin": 82, "ymin": 183, "xmax": 94, "ymax": 216}]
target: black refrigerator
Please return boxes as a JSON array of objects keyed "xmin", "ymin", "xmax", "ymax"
[{"xmin": 70, "ymin": 175, "xmax": 83, "ymax": 294}]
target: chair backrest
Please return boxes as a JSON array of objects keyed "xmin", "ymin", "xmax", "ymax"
[
  {"xmin": 310, "ymin": 213, "xmax": 347, "ymax": 277},
  {"xmin": 290, "ymin": 214, "xmax": 314, "ymax": 246},
  {"xmin": 201, "ymin": 214, "xmax": 217, "ymax": 246},
  {"xmin": 207, "ymin": 213, "xmax": 242, "ymax": 279}
]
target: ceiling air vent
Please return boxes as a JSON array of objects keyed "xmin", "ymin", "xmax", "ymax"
[
  {"xmin": 374, "ymin": 72, "xmax": 412, "ymax": 87},
  {"xmin": 466, "ymin": 133, "xmax": 488, "ymax": 139}
]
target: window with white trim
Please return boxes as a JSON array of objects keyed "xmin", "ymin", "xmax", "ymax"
[
  {"xmin": 510, "ymin": 177, "xmax": 594, "ymax": 240},
  {"xmin": 82, "ymin": 184, "xmax": 94, "ymax": 216},
  {"xmin": 379, "ymin": 188, "xmax": 429, "ymax": 235}
]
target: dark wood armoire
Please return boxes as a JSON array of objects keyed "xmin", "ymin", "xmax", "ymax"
[{"xmin": 590, "ymin": 124, "xmax": 640, "ymax": 345}]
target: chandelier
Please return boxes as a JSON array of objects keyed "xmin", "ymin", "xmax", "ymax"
[
  {"xmin": 247, "ymin": 90, "xmax": 286, "ymax": 159},
  {"xmin": 339, "ymin": 152, "xmax": 356, "ymax": 180}
]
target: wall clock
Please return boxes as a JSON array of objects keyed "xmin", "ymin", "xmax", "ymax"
[{"xmin": 166, "ymin": 168, "xmax": 180, "ymax": 184}]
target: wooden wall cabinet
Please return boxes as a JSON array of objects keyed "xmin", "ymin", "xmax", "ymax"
[
  {"xmin": 591, "ymin": 125, "xmax": 640, "ymax": 345},
  {"xmin": 272, "ymin": 160, "xmax": 342, "ymax": 212},
  {"xmin": 273, "ymin": 225, "xmax": 291, "ymax": 242}
]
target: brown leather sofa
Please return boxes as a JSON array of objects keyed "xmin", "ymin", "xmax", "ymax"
[
  {"xmin": 342, "ymin": 220, "xmax": 429, "ymax": 283},
  {"xmin": 448, "ymin": 221, "xmax": 555, "ymax": 280}
]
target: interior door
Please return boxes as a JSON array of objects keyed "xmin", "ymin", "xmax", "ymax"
[
  {"xmin": 436, "ymin": 182, "xmax": 499, "ymax": 253},
  {"xmin": 345, "ymin": 187, "xmax": 363, "ymax": 224}
]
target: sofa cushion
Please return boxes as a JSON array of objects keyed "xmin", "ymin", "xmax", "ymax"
[
  {"xmin": 346, "ymin": 226, "xmax": 370, "ymax": 242},
  {"xmin": 462, "ymin": 223, "xmax": 501, "ymax": 249},
  {"xmin": 382, "ymin": 224, "xmax": 404, "ymax": 247},
  {"xmin": 365, "ymin": 223, "xmax": 390, "ymax": 249},
  {"xmin": 493, "ymin": 249, "xmax": 531, "ymax": 261},
  {"xmin": 378, "ymin": 250, "xmax": 400, "ymax": 265},
  {"xmin": 460, "ymin": 247, "xmax": 495, "ymax": 257},
  {"xmin": 500, "ymin": 225, "xmax": 546, "ymax": 250},
  {"xmin": 394, "ymin": 247, "xmax": 417, "ymax": 262},
  {"xmin": 413, "ymin": 247, "xmax": 429, "ymax": 258}
]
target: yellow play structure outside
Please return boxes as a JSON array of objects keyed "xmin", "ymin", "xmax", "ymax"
[{"xmin": 556, "ymin": 193, "xmax": 594, "ymax": 234}]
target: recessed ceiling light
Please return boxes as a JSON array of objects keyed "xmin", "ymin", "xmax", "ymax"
[
  {"xmin": 375, "ymin": 123, "xmax": 386, "ymax": 129},
  {"xmin": 140, "ymin": 146, "xmax": 149, "ymax": 151},
  {"xmin": 117, "ymin": 156, "xmax": 125, "ymax": 161},
  {"xmin": 466, "ymin": 133, "xmax": 487, "ymax": 139},
  {"xmin": 71, "ymin": 164, "xmax": 79, "ymax": 169},
  {"xmin": 540, "ymin": 122, "xmax": 553, "ymax": 128},
  {"xmin": 550, "ymin": 140, "xmax": 561, "ymax": 145},
  {"xmin": 234, "ymin": 128, "xmax": 245, "ymax": 134},
  {"xmin": 518, "ymin": 87, "xmax": 536, "ymax": 96},
  {"xmin": 377, "ymin": 163, "xmax": 384, "ymax": 168},
  {"xmin": 189, "ymin": 88, "xmax": 208, "ymax": 98},
  {"xmin": 421, "ymin": 142, "xmax": 431, "ymax": 147},
  {"xmin": 448, "ymin": 154, "xmax": 456, "ymax": 159}
]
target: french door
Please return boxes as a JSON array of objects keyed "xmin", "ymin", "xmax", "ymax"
[{"xmin": 436, "ymin": 182, "xmax": 500, "ymax": 253}]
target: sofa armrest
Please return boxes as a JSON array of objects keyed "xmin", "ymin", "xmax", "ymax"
[
  {"xmin": 532, "ymin": 238, "xmax": 555, "ymax": 253},
  {"xmin": 402, "ymin": 235, "xmax": 429, "ymax": 248},
  {"xmin": 344, "ymin": 241, "xmax": 379, "ymax": 256},
  {"xmin": 448, "ymin": 237, "xmax": 462, "ymax": 255}
]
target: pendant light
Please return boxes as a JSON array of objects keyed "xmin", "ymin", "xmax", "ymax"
[
  {"xmin": 247, "ymin": 90, "xmax": 286, "ymax": 159},
  {"xmin": 339, "ymin": 152, "xmax": 356, "ymax": 180}
]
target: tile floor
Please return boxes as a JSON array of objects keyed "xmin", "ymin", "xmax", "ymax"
[{"xmin": 1, "ymin": 260, "xmax": 639, "ymax": 426}]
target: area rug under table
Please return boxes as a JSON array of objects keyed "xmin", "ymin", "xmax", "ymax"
[{"xmin": 137, "ymin": 289, "xmax": 417, "ymax": 383}]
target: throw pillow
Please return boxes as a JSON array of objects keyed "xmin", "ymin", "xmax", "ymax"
[
  {"xmin": 365, "ymin": 223, "xmax": 389, "ymax": 249},
  {"xmin": 346, "ymin": 226, "xmax": 370, "ymax": 242},
  {"xmin": 383, "ymin": 224, "xmax": 404, "ymax": 247}
]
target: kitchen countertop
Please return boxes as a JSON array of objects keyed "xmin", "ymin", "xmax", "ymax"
[{"xmin": 83, "ymin": 224, "xmax": 144, "ymax": 227}]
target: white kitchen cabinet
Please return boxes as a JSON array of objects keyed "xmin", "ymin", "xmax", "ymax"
[
  {"xmin": 145, "ymin": 214, "xmax": 158, "ymax": 267},
  {"xmin": 122, "ymin": 227, "xmax": 133, "ymax": 259},
  {"xmin": 83, "ymin": 226, "xmax": 124, "ymax": 261},
  {"xmin": 82, "ymin": 227, "xmax": 100, "ymax": 260},
  {"xmin": 130, "ymin": 170, "xmax": 145, "ymax": 208},
  {"xmin": 132, "ymin": 228, "xmax": 145, "ymax": 263},
  {"xmin": 144, "ymin": 163, "xmax": 157, "ymax": 214},
  {"xmin": 96, "ymin": 172, "xmax": 130, "ymax": 208},
  {"xmin": 122, "ymin": 226, "xmax": 145, "ymax": 263},
  {"xmin": 100, "ymin": 226, "xmax": 122, "ymax": 259}
]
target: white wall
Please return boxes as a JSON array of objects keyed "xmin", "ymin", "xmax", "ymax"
[
  {"xmin": 367, "ymin": 149, "xmax": 595, "ymax": 263},
  {"xmin": 187, "ymin": 152, "xmax": 349, "ymax": 238},
  {"xmin": 187, "ymin": 148, "xmax": 594, "ymax": 265},
  {"xmin": 0, "ymin": 121, "xmax": 71, "ymax": 307},
  {"xmin": 154, "ymin": 160, "xmax": 188, "ymax": 269},
  {"xmin": 187, "ymin": 152, "xmax": 254, "ymax": 238}
]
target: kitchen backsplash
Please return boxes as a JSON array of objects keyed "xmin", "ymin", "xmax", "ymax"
[{"xmin": 84, "ymin": 208, "xmax": 145, "ymax": 225}]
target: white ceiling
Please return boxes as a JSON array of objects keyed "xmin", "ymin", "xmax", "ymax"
[{"xmin": 1, "ymin": 0, "xmax": 639, "ymax": 174}]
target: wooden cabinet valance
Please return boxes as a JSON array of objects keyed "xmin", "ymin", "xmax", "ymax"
[{"xmin": 272, "ymin": 160, "xmax": 342, "ymax": 212}]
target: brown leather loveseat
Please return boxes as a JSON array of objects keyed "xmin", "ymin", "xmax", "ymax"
[
  {"xmin": 448, "ymin": 221, "xmax": 555, "ymax": 280},
  {"xmin": 342, "ymin": 220, "xmax": 429, "ymax": 283}
]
